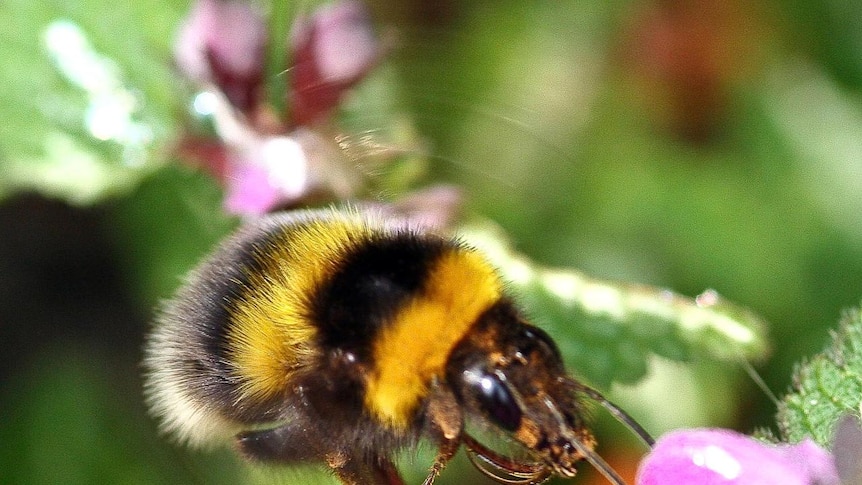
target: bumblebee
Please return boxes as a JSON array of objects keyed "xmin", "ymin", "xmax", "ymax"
[{"xmin": 143, "ymin": 208, "xmax": 652, "ymax": 485}]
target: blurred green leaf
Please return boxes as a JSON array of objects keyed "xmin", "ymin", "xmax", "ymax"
[
  {"xmin": 461, "ymin": 221, "xmax": 770, "ymax": 389},
  {"xmin": 777, "ymin": 306, "xmax": 862, "ymax": 446},
  {"xmin": 109, "ymin": 164, "xmax": 237, "ymax": 306},
  {"xmin": 0, "ymin": 345, "xmax": 248, "ymax": 485},
  {"xmin": 0, "ymin": 0, "xmax": 184, "ymax": 204},
  {"xmin": 782, "ymin": 0, "xmax": 862, "ymax": 89}
]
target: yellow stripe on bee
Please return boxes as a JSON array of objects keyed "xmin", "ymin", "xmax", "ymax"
[
  {"xmin": 227, "ymin": 214, "xmax": 372, "ymax": 402},
  {"xmin": 366, "ymin": 248, "xmax": 502, "ymax": 429}
]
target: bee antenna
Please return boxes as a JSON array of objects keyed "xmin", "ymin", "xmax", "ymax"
[
  {"xmin": 578, "ymin": 386, "xmax": 655, "ymax": 447},
  {"xmin": 739, "ymin": 358, "xmax": 779, "ymax": 406}
]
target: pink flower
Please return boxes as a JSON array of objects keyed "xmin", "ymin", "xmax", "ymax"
[
  {"xmin": 175, "ymin": 0, "xmax": 267, "ymax": 113},
  {"xmin": 173, "ymin": 1, "xmax": 384, "ymax": 216},
  {"xmin": 637, "ymin": 429, "xmax": 840, "ymax": 485},
  {"xmin": 289, "ymin": 0, "xmax": 380, "ymax": 126},
  {"xmin": 223, "ymin": 136, "xmax": 309, "ymax": 216}
]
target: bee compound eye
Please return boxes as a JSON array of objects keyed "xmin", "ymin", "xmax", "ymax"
[{"xmin": 471, "ymin": 371, "xmax": 522, "ymax": 432}]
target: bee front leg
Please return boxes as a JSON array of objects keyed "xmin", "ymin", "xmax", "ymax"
[
  {"xmin": 421, "ymin": 438, "xmax": 460, "ymax": 485},
  {"xmin": 422, "ymin": 380, "xmax": 465, "ymax": 485}
]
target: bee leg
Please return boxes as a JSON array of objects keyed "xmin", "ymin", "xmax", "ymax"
[
  {"xmin": 327, "ymin": 451, "xmax": 405, "ymax": 485},
  {"xmin": 421, "ymin": 437, "xmax": 460, "ymax": 485},
  {"xmin": 237, "ymin": 425, "xmax": 405, "ymax": 485},
  {"xmin": 375, "ymin": 457, "xmax": 406, "ymax": 485},
  {"xmin": 461, "ymin": 434, "xmax": 551, "ymax": 484},
  {"xmin": 236, "ymin": 423, "xmax": 320, "ymax": 463},
  {"xmin": 422, "ymin": 380, "xmax": 465, "ymax": 485}
]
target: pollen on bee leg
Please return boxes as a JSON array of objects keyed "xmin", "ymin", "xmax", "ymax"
[
  {"xmin": 426, "ymin": 384, "xmax": 462, "ymax": 441},
  {"xmin": 325, "ymin": 450, "xmax": 349, "ymax": 469}
]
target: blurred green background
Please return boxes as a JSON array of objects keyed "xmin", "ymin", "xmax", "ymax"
[{"xmin": 3, "ymin": 0, "xmax": 862, "ymax": 484}]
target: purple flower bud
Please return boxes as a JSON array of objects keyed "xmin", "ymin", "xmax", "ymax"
[
  {"xmin": 637, "ymin": 429, "xmax": 840, "ymax": 485},
  {"xmin": 289, "ymin": 0, "xmax": 379, "ymax": 126},
  {"xmin": 175, "ymin": 0, "xmax": 268, "ymax": 113},
  {"xmin": 833, "ymin": 414, "xmax": 862, "ymax": 485}
]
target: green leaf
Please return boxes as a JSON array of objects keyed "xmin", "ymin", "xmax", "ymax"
[
  {"xmin": 0, "ymin": 0, "xmax": 184, "ymax": 205},
  {"xmin": 460, "ymin": 221, "xmax": 770, "ymax": 388},
  {"xmin": 777, "ymin": 307, "xmax": 862, "ymax": 447}
]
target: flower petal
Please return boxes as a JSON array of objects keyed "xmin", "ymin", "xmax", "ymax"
[
  {"xmin": 636, "ymin": 429, "xmax": 839, "ymax": 485},
  {"xmin": 833, "ymin": 415, "xmax": 862, "ymax": 485},
  {"xmin": 289, "ymin": 0, "xmax": 379, "ymax": 125},
  {"xmin": 175, "ymin": 0, "xmax": 267, "ymax": 112},
  {"xmin": 223, "ymin": 157, "xmax": 281, "ymax": 216},
  {"xmin": 223, "ymin": 136, "xmax": 311, "ymax": 216}
]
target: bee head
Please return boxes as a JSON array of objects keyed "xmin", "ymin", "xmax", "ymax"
[{"xmin": 446, "ymin": 301, "xmax": 595, "ymax": 478}]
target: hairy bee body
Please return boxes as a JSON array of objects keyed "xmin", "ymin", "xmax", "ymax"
[{"xmin": 144, "ymin": 208, "xmax": 641, "ymax": 485}]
